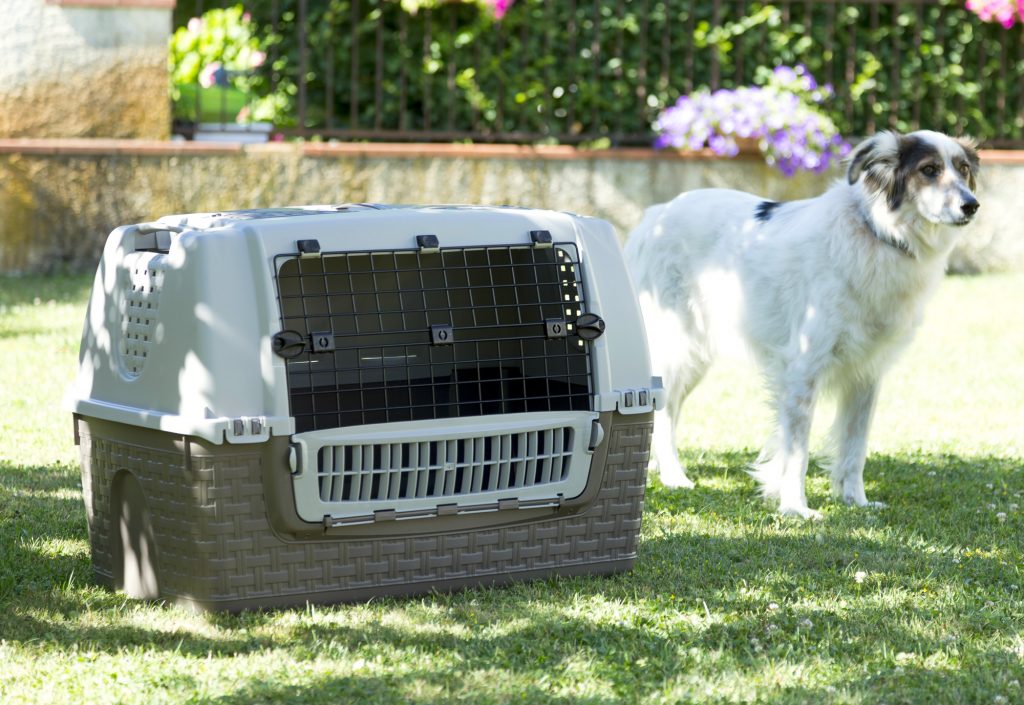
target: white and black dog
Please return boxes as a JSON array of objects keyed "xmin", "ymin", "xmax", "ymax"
[{"xmin": 624, "ymin": 130, "xmax": 980, "ymax": 518}]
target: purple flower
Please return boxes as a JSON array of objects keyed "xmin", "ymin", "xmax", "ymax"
[
  {"xmin": 653, "ymin": 65, "xmax": 849, "ymax": 177},
  {"xmin": 773, "ymin": 65, "xmax": 799, "ymax": 83}
]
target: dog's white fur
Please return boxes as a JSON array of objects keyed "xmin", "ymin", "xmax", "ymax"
[{"xmin": 624, "ymin": 130, "xmax": 980, "ymax": 518}]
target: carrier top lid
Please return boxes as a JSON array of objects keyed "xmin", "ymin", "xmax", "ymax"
[{"xmin": 158, "ymin": 204, "xmax": 549, "ymax": 233}]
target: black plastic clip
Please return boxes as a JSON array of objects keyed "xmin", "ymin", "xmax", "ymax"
[
  {"xmin": 416, "ymin": 234, "xmax": 440, "ymax": 253},
  {"xmin": 530, "ymin": 230, "xmax": 553, "ymax": 248},
  {"xmin": 430, "ymin": 323, "xmax": 454, "ymax": 345},
  {"xmin": 297, "ymin": 239, "xmax": 321, "ymax": 258},
  {"xmin": 311, "ymin": 331, "xmax": 335, "ymax": 353},
  {"xmin": 545, "ymin": 318, "xmax": 568, "ymax": 338}
]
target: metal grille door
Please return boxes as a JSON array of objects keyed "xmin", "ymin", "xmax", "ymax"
[{"xmin": 276, "ymin": 244, "xmax": 593, "ymax": 433}]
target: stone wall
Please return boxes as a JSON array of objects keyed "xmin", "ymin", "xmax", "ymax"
[
  {"xmin": 0, "ymin": 139, "xmax": 1021, "ymax": 274},
  {"xmin": 0, "ymin": 0, "xmax": 172, "ymax": 140}
]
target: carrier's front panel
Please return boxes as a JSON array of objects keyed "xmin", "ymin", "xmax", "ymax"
[{"xmin": 273, "ymin": 240, "xmax": 602, "ymax": 524}]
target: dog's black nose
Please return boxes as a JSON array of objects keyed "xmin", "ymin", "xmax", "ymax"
[{"xmin": 962, "ymin": 199, "xmax": 980, "ymax": 217}]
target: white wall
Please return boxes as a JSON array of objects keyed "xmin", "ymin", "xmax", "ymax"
[{"xmin": 0, "ymin": 0, "xmax": 171, "ymax": 138}]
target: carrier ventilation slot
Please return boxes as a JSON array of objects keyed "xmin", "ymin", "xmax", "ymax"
[
  {"xmin": 276, "ymin": 244, "xmax": 593, "ymax": 433},
  {"xmin": 316, "ymin": 427, "xmax": 574, "ymax": 503},
  {"xmin": 119, "ymin": 253, "xmax": 165, "ymax": 378}
]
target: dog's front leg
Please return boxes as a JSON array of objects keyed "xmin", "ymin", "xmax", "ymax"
[
  {"xmin": 774, "ymin": 363, "xmax": 822, "ymax": 520},
  {"xmin": 830, "ymin": 381, "xmax": 886, "ymax": 508}
]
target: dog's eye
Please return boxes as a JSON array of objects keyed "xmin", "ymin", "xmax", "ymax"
[
  {"xmin": 920, "ymin": 165, "xmax": 939, "ymax": 178},
  {"xmin": 959, "ymin": 164, "xmax": 971, "ymax": 176}
]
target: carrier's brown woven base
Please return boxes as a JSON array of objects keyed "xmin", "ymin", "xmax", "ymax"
[{"xmin": 76, "ymin": 413, "xmax": 652, "ymax": 611}]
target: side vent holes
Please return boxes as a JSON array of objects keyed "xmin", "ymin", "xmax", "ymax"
[{"xmin": 119, "ymin": 253, "xmax": 165, "ymax": 378}]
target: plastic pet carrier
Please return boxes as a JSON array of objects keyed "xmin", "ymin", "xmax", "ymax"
[{"xmin": 66, "ymin": 204, "xmax": 662, "ymax": 611}]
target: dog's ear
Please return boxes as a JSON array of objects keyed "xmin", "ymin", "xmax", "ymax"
[
  {"xmin": 956, "ymin": 136, "xmax": 980, "ymax": 191},
  {"xmin": 846, "ymin": 137, "xmax": 875, "ymax": 185},
  {"xmin": 846, "ymin": 131, "xmax": 901, "ymax": 186},
  {"xmin": 848, "ymin": 132, "xmax": 910, "ymax": 209}
]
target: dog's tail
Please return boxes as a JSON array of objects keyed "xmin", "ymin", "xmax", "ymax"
[
  {"xmin": 747, "ymin": 458, "xmax": 783, "ymax": 502},
  {"xmin": 747, "ymin": 437, "xmax": 783, "ymax": 501}
]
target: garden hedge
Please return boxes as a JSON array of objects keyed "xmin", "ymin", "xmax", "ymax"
[{"xmin": 175, "ymin": 0, "xmax": 1024, "ymax": 146}]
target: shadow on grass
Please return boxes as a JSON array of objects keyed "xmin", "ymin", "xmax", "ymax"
[
  {"xmin": 1, "ymin": 450, "xmax": 1021, "ymax": 703},
  {"xmin": 185, "ymin": 666, "xmax": 621, "ymax": 705},
  {"xmin": 180, "ymin": 657, "xmax": 1022, "ymax": 705}
]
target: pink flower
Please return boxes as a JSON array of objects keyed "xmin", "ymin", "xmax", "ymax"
[
  {"xmin": 187, "ymin": 17, "xmax": 203, "ymax": 34},
  {"xmin": 249, "ymin": 50, "xmax": 267, "ymax": 69},
  {"xmin": 966, "ymin": 0, "xmax": 1024, "ymax": 27},
  {"xmin": 486, "ymin": 0, "xmax": 515, "ymax": 19},
  {"xmin": 199, "ymin": 62, "xmax": 223, "ymax": 88}
]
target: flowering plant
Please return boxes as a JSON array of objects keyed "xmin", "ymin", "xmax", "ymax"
[
  {"xmin": 654, "ymin": 65, "xmax": 851, "ymax": 176},
  {"xmin": 169, "ymin": 5, "xmax": 288, "ymax": 124},
  {"xmin": 400, "ymin": 0, "xmax": 515, "ymax": 19},
  {"xmin": 966, "ymin": 0, "xmax": 1024, "ymax": 27}
]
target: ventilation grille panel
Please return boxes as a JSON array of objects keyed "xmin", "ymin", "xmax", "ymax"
[{"xmin": 317, "ymin": 426, "xmax": 574, "ymax": 503}]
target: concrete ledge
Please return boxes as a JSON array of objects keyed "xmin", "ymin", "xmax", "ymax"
[
  {"xmin": 2, "ymin": 138, "xmax": 1023, "ymax": 164},
  {"xmin": 1, "ymin": 138, "xmax": 1021, "ymax": 274},
  {"xmin": 0, "ymin": 138, "xmax": 754, "ymax": 162},
  {"xmin": 0, "ymin": 138, "xmax": 245, "ymax": 156}
]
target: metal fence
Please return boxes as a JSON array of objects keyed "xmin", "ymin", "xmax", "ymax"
[{"xmin": 173, "ymin": 0, "xmax": 1024, "ymax": 147}]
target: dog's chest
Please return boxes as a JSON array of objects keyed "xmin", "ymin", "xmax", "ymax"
[{"xmin": 831, "ymin": 274, "xmax": 929, "ymax": 365}]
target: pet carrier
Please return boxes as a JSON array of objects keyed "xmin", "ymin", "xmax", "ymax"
[{"xmin": 67, "ymin": 204, "xmax": 662, "ymax": 611}]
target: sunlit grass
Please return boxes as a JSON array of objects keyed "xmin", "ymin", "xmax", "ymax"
[{"xmin": 1, "ymin": 273, "xmax": 1022, "ymax": 704}]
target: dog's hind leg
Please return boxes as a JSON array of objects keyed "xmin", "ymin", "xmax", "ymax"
[{"xmin": 828, "ymin": 380, "xmax": 886, "ymax": 508}]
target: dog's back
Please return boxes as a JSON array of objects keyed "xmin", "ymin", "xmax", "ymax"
[
  {"xmin": 624, "ymin": 189, "xmax": 773, "ymax": 365},
  {"xmin": 624, "ymin": 189, "xmax": 765, "ymax": 295}
]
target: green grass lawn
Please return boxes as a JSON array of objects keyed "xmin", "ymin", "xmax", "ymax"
[{"xmin": 1, "ymin": 273, "xmax": 1022, "ymax": 704}]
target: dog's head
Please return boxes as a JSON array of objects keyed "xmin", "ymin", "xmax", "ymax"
[{"xmin": 847, "ymin": 130, "xmax": 980, "ymax": 227}]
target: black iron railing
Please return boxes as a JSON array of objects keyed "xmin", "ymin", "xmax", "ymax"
[{"xmin": 173, "ymin": 0, "xmax": 1024, "ymax": 147}]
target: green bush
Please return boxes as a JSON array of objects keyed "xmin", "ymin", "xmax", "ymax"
[
  {"xmin": 177, "ymin": 0, "xmax": 1024, "ymax": 144},
  {"xmin": 169, "ymin": 4, "xmax": 294, "ymax": 124}
]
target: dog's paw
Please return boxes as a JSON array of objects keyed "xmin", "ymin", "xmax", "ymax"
[
  {"xmin": 778, "ymin": 504, "xmax": 823, "ymax": 521},
  {"xmin": 842, "ymin": 495, "xmax": 888, "ymax": 510}
]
